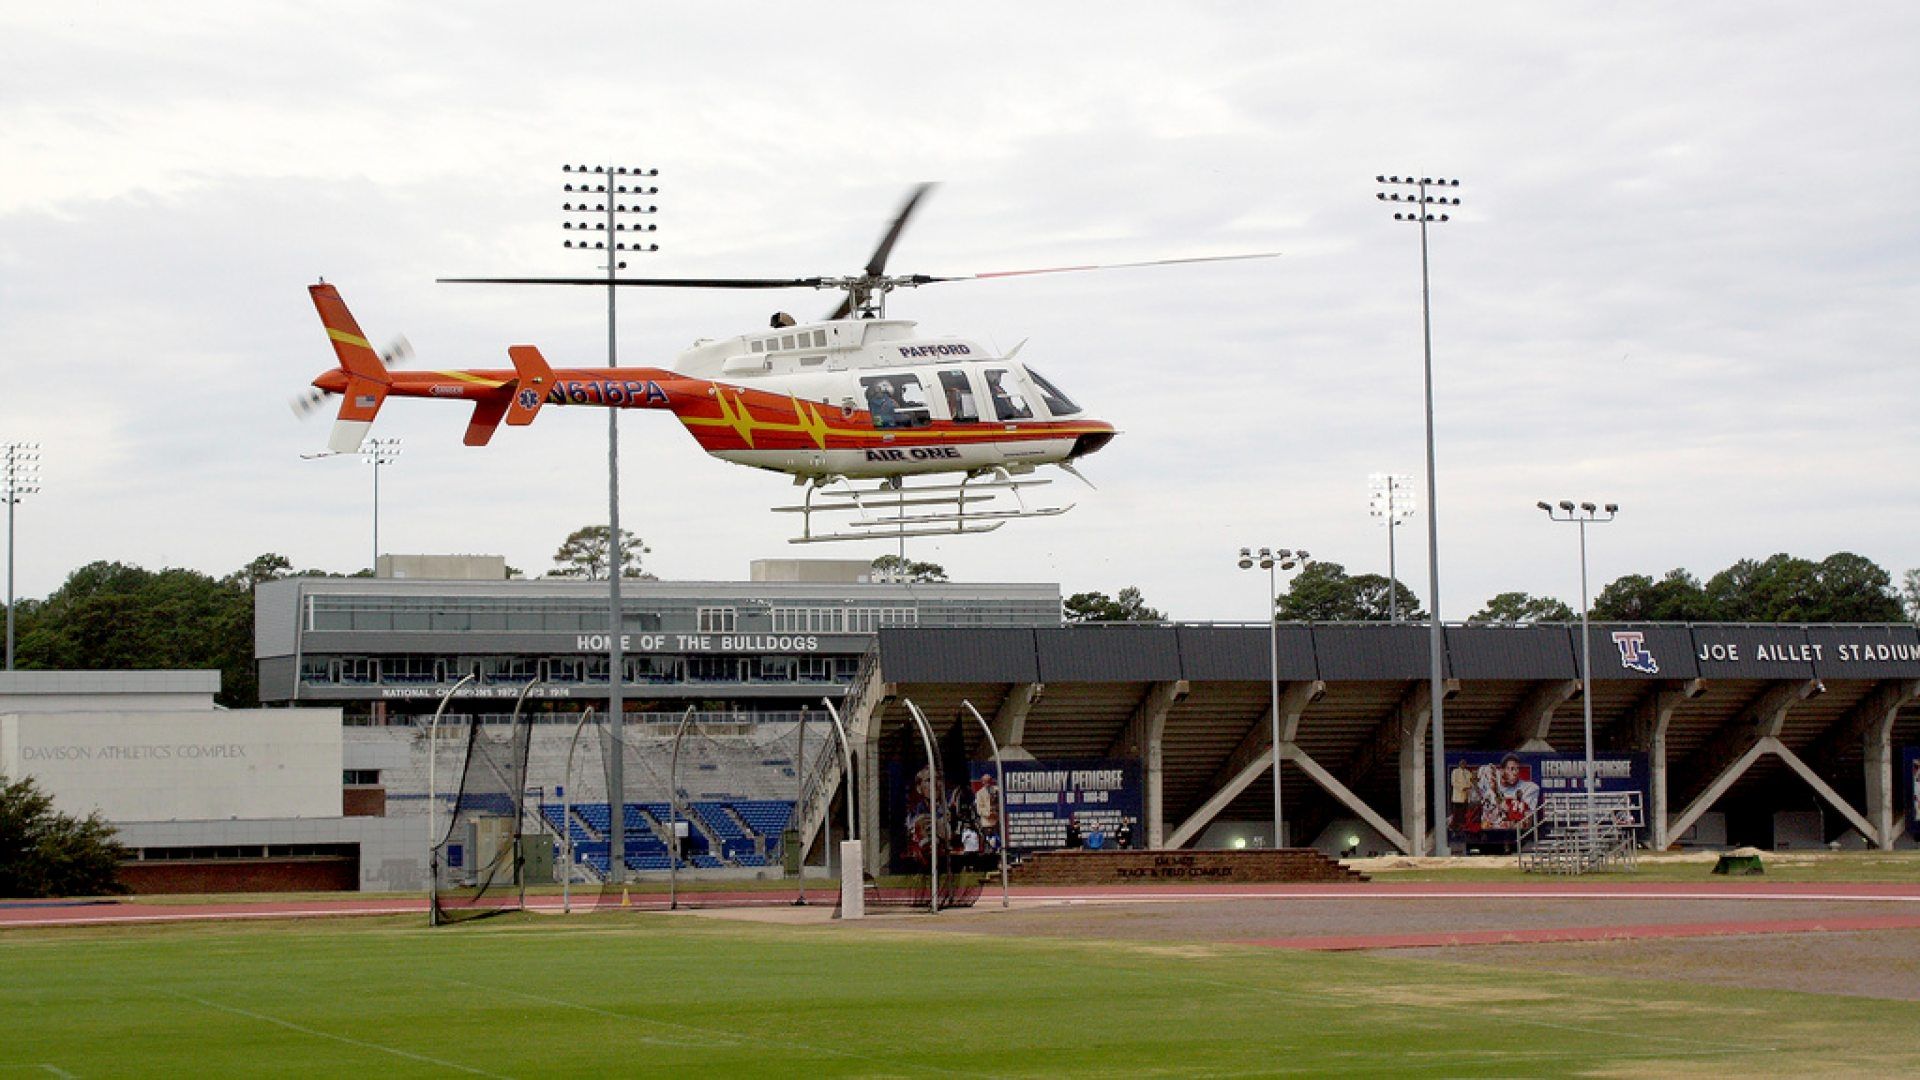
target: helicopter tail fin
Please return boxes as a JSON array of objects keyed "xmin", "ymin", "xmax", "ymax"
[
  {"xmin": 308, "ymin": 282, "xmax": 392, "ymax": 453},
  {"xmin": 503, "ymin": 346, "xmax": 554, "ymax": 427}
]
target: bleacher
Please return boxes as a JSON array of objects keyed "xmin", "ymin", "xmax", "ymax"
[
  {"xmin": 691, "ymin": 801, "xmax": 763, "ymax": 865},
  {"xmin": 364, "ymin": 716, "xmax": 835, "ymax": 876},
  {"xmin": 549, "ymin": 799, "xmax": 792, "ymax": 871}
]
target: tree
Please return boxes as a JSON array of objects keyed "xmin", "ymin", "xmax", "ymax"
[
  {"xmin": 1471, "ymin": 591, "xmax": 1574, "ymax": 624},
  {"xmin": 0, "ymin": 774, "xmax": 126, "ymax": 898},
  {"xmin": 1063, "ymin": 586, "xmax": 1163, "ymax": 623},
  {"xmin": 1808, "ymin": 552, "xmax": 1904, "ymax": 622},
  {"xmin": 15, "ymin": 560, "xmax": 260, "ymax": 708},
  {"xmin": 1903, "ymin": 568, "xmax": 1920, "ymax": 623},
  {"xmin": 1591, "ymin": 569, "xmax": 1712, "ymax": 622},
  {"xmin": 549, "ymin": 526, "xmax": 651, "ymax": 580},
  {"xmin": 869, "ymin": 555, "xmax": 947, "ymax": 583},
  {"xmin": 1272, "ymin": 562, "xmax": 1424, "ymax": 622},
  {"xmin": 230, "ymin": 553, "xmax": 294, "ymax": 591},
  {"xmin": 1701, "ymin": 552, "xmax": 1900, "ymax": 623}
]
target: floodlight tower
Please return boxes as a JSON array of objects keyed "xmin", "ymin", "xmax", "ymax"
[
  {"xmin": 1367, "ymin": 473, "xmax": 1416, "ymax": 622},
  {"xmin": 563, "ymin": 162, "xmax": 659, "ymax": 883},
  {"xmin": 3, "ymin": 441, "xmax": 41, "ymax": 671},
  {"xmin": 363, "ymin": 437, "xmax": 402, "ymax": 572},
  {"xmin": 1376, "ymin": 173, "xmax": 1462, "ymax": 855},
  {"xmin": 1538, "ymin": 499, "xmax": 1618, "ymax": 859},
  {"xmin": 1237, "ymin": 546, "xmax": 1310, "ymax": 849}
]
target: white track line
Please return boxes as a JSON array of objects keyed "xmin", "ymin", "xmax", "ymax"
[
  {"xmin": 171, "ymin": 993, "xmax": 515, "ymax": 1079},
  {"xmin": 1004, "ymin": 889, "xmax": 1920, "ymax": 905},
  {"xmin": 435, "ymin": 976, "xmax": 992, "ymax": 1078}
]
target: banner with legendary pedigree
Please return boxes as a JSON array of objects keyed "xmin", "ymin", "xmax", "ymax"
[
  {"xmin": 1445, "ymin": 750, "xmax": 1648, "ymax": 848},
  {"xmin": 888, "ymin": 757, "xmax": 1141, "ymax": 872},
  {"xmin": 997, "ymin": 759, "xmax": 1142, "ymax": 853}
]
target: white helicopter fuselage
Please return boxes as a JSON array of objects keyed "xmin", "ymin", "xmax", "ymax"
[{"xmin": 659, "ymin": 316, "xmax": 1112, "ymax": 481}]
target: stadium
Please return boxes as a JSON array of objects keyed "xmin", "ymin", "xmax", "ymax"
[
  {"xmin": 7, "ymin": 558, "xmax": 1917, "ymax": 894},
  {"xmin": 7, "ymin": 562, "xmax": 1920, "ymax": 1075}
]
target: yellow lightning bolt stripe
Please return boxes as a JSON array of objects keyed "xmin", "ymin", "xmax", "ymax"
[
  {"xmin": 679, "ymin": 409, "xmax": 1109, "ymax": 443},
  {"xmin": 432, "ymin": 370, "xmax": 508, "ymax": 388},
  {"xmin": 714, "ymin": 388, "xmax": 758, "ymax": 448},
  {"xmin": 792, "ymin": 395, "xmax": 831, "ymax": 450},
  {"xmin": 327, "ymin": 328, "xmax": 372, "ymax": 349}
]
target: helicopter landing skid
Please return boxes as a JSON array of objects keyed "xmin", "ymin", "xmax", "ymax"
[{"xmin": 774, "ymin": 469, "xmax": 1072, "ymax": 544}]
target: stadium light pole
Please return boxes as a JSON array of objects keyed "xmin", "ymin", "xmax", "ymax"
[
  {"xmin": 1539, "ymin": 500, "xmax": 1617, "ymax": 861},
  {"xmin": 563, "ymin": 162, "xmax": 659, "ymax": 884},
  {"xmin": 1377, "ymin": 173, "xmax": 1463, "ymax": 856},
  {"xmin": 3, "ymin": 441, "xmax": 41, "ymax": 671},
  {"xmin": 1238, "ymin": 547, "xmax": 1309, "ymax": 849},
  {"xmin": 362, "ymin": 436, "xmax": 402, "ymax": 573},
  {"xmin": 1368, "ymin": 473, "xmax": 1416, "ymax": 623}
]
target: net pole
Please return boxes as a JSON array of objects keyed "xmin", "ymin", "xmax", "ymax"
[
  {"xmin": 509, "ymin": 680, "xmax": 541, "ymax": 914},
  {"xmin": 668, "ymin": 706, "xmax": 694, "ymax": 909},
  {"xmin": 794, "ymin": 713, "xmax": 807, "ymax": 905},
  {"xmin": 960, "ymin": 700, "xmax": 1010, "ymax": 908},
  {"xmin": 562, "ymin": 707, "xmax": 595, "ymax": 915},
  {"xmin": 904, "ymin": 699, "xmax": 941, "ymax": 914},
  {"xmin": 820, "ymin": 697, "xmax": 856, "ymax": 841},
  {"xmin": 427, "ymin": 673, "xmax": 477, "ymax": 927}
]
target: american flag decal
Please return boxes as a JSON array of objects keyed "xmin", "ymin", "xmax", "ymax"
[{"xmin": 355, "ymin": 395, "xmax": 377, "ymax": 409}]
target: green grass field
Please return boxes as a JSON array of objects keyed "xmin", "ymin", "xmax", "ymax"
[{"xmin": 5, "ymin": 911, "xmax": 1918, "ymax": 1077}]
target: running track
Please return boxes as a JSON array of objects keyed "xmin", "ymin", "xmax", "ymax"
[{"xmin": 7, "ymin": 881, "xmax": 1920, "ymax": 950}]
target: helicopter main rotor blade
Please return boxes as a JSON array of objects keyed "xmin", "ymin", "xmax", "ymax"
[
  {"xmin": 437, "ymin": 276, "xmax": 827, "ymax": 289},
  {"xmin": 865, "ymin": 182, "xmax": 937, "ymax": 278},
  {"xmin": 912, "ymin": 250, "xmax": 1283, "ymax": 284},
  {"xmin": 825, "ymin": 182, "xmax": 940, "ymax": 321}
]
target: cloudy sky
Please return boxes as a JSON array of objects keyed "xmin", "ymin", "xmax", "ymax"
[{"xmin": 4, "ymin": 2, "xmax": 1917, "ymax": 621}]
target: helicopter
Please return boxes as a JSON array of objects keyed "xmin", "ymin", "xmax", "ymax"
[{"xmin": 299, "ymin": 184, "xmax": 1278, "ymax": 542}]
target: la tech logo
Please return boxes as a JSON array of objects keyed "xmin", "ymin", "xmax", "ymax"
[{"xmin": 1611, "ymin": 631, "xmax": 1659, "ymax": 674}]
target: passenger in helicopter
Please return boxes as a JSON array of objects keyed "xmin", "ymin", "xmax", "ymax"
[
  {"xmin": 866, "ymin": 381, "xmax": 900, "ymax": 428},
  {"xmin": 770, "ymin": 311, "xmax": 797, "ymax": 328},
  {"xmin": 939, "ymin": 370, "xmax": 978, "ymax": 422}
]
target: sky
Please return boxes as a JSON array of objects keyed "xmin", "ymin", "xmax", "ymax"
[{"xmin": 3, "ymin": 2, "xmax": 1917, "ymax": 622}]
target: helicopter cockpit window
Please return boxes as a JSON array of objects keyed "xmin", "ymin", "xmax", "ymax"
[
  {"xmin": 937, "ymin": 370, "xmax": 978, "ymax": 423},
  {"xmin": 1024, "ymin": 367, "xmax": 1081, "ymax": 417},
  {"xmin": 860, "ymin": 374, "xmax": 931, "ymax": 429},
  {"xmin": 985, "ymin": 369, "xmax": 1032, "ymax": 421}
]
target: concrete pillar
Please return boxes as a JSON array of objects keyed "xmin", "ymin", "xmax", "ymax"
[
  {"xmin": 1393, "ymin": 682, "xmax": 1435, "ymax": 857},
  {"xmin": 1859, "ymin": 681, "xmax": 1920, "ymax": 850},
  {"xmin": 1399, "ymin": 720, "xmax": 1427, "ymax": 857},
  {"xmin": 1106, "ymin": 681, "xmax": 1185, "ymax": 849},
  {"xmin": 1636, "ymin": 680, "xmax": 1703, "ymax": 851},
  {"xmin": 990, "ymin": 683, "xmax": 1041, "ymax": 753}
]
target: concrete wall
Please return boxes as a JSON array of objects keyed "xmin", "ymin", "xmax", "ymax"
[
  {"xmin": 0, "ymin": 670, "xmax": 220, "ymax": 714},
  {"xmin": 2, "ymin": 708, "xmax": 342, "ymax": 822},
  {"xmin": 117, "ymin": 816, "xmax": 426, "ymax": 892}
]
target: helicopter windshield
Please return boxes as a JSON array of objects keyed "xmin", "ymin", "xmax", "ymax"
[
  {"xmin": 985, "ymin": 369, "xmax": 1032, "ymax": 421},
  {"xmin": 1024, "ymin": 367, "xmax": 1081, "ymax": 417}
]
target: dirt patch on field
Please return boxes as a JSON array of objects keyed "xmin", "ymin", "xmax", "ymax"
[
  {"xmin": 1403, "ymin": 928, "xmax": 1920, "ymax": 1002},
  {"xmin": 877, "ymin": 893, "xmax": 1920, "ymax": 1001}
]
